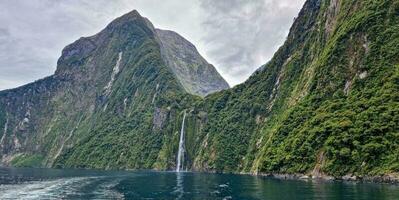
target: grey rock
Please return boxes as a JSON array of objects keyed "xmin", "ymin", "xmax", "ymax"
[
  {"xmin": 153, "ymin": 107, "xmax": 168, "ymax": 130},
  {"xmin": 156, "ymin": 29, "xmax": 229, "ymax": 97}
]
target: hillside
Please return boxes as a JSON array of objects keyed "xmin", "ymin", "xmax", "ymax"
[{"xmin": 182, "ymin": 0, "xmax": 398, "ymax": 179}]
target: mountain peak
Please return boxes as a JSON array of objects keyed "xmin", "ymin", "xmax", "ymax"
[
  {"xmin": 114, "ymin": 10, "xmax": 147, "ymax": 23},
  {"xmin": 124, "ymin": 10, "xmax": 141, "ymax": 17},
  {"xmin": 54, "ymin": 10, "xmax": 228, "ymax": 96},
  {"xmin": 55, "ymin": 10, "xmax": 158, "ymax": 76},
  {"xmin": 104, "ymin": 9, "xmax": 155, "ymax": 32}
]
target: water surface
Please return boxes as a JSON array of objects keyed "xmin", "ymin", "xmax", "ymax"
[{"xmin": 0, "ymin": 167, "xmax": 398, "ymax": 199}]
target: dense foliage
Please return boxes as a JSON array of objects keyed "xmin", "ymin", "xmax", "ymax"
[
  {"xmin": 185, "ymin": 0, "xmax": 399, "ymax": 177},
  {"xmin": 10, "ymin": 154, "xmax": 44, "ymax": 168}
]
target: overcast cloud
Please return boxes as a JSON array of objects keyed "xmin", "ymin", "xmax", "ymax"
[{"xmin": 0, "ymin": 0, "xmax": 305, "ymax": 90}]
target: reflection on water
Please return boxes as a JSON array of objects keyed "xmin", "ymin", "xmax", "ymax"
[
  {"xmin": 0, "ymin": 167, "xmax": 398, "ymax": 200},
  {"xmin": 174, "ymin": 172, "xmax": 184, "ymax": 199}
]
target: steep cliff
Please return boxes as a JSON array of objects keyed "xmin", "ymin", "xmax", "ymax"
[{"xmin": 182, "ymin": 0, "xmax": 399, "ymax": 178}]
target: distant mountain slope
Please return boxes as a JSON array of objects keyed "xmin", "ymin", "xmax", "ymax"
[{"xmin": 156, "ymin": 29, "xmax": 229, "ymax": 96}]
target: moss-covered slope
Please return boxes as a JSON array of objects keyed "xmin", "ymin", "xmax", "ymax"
[{"xmin": 184, "ymin": 0, "xmax": 399, "ymax": 178}]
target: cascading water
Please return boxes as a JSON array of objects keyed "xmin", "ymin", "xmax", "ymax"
[{"xmin": 176, "ymin": 111, "xmax": 186, "ymax": 172}]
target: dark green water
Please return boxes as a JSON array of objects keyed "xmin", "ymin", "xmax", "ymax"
[{"xmin": 0, "ymin": 167, "xmax": 398, "ymax": 199}]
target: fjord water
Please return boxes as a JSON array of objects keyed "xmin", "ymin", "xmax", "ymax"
[{"xmin": 0, "ymin": 167, "xmax": 398, "ymax": 200}]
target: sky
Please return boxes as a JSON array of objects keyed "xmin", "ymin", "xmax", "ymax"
[{"xmin": 0, "ymin": 0, "xmax": 305, "ymax": 90}]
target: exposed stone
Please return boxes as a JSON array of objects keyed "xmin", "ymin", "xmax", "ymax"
[
  {"xmin": 344, "ymin": 80, "xmax": 352, "ymax": 95},
  {"xmin": 299, "ymin": 175, "xmax": 310, "ymax": 179},
  {"xmin": 363, "ymin": 35, "xmax": 370, "ymax": 54},
  {"xmin": 152, "ymin": 83, "xmax": 160, "ymax": 104},
  {"xmin": 359, "ymin": 71, "xmax": 368, "ymax": 79},
  {"xmin": 325, "ymin": 0, "xmax": 341, "ymax": 36},
  {"xmin": 156, "ymin": 29, "xmax": 229, "ymax": 97},
  {"xmin": 104, "ymin": 52, "xmax": 123, "ymax": 96},
  {"xmin": 123, "ymin": 98, "xmax": 128, "ymax": 111},
  {"xmin": 342, "ymin": 174, "xmax": 358, "ymax": 181},
  {"xmin": 153, "ymin": 107, "xmax": 168, "ymax": 130}
]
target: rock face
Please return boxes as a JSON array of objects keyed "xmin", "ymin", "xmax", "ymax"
[{"xmin": 156, "ymin": 29, "xmax": 229, "ymax": 96}]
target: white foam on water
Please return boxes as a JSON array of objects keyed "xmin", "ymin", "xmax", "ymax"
[
  {"xmin": 0, "ymin": 176, "xmax": 127, "ymax": 200},
  {"xmin": 0, "ymin": 177, "xmax": 103, "ymax": 199},
  {"xmin": 0, "ymin": 178, "xmax": 81, "ymax": 199},
  {"xmin": 92, "ymin": 178, "xmax": 125, "ymax": 200}
]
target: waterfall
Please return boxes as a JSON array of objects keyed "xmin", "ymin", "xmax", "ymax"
[{"xmin": 176, "ymin": 111, "xmax": 186, "ymax": 172}]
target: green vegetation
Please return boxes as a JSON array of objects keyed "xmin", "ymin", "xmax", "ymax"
[
  {"xmin": 1, "ymin": 0, "xmax": 397, "ymax": 180},
  {"xmin": 10, "ymin": 154, "xmax": 44, "ymax": 168},
  {"xmin": 184, "ymin": 0, "xmax": 399, "ymax": 177},
  {"xmin": 252, "ymin": 0, "xmax": 399, "ymax": 177}
]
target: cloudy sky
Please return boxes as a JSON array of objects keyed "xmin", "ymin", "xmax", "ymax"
[{"xmin": 0, "ymin": 0, "xmax": 305, "ymax": 90}]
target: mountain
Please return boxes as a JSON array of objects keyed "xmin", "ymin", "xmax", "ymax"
[
  {"xmin": 183, "ymin": 0, "xmax": 398, "ymax": 179},
  {"xmin": 0, "ymin": 10, "xmax": 227, "ymax": 168},
  {"xmin": 1, "ymin": 0, "xmax": 398, "ymax": 181}
]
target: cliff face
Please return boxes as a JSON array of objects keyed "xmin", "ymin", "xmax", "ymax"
[
  {"xmin": 177, "ymin": 0, "xmax": 398, "ymax": 178},
  {"xmin": 1, "ymin": 0, "xmax": 398, "ymax": 180}
]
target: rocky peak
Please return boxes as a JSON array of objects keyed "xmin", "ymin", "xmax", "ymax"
[
  {"xmin": 156, "ymin": 29, "xmax": 229, "ymax": 96},
  {"xmin": 54, "ymin": 10, "xmax": 158, "ymax": 76},
  {"xmin": 54, "ymin": 10, "xmax": 228, "ymax": 97},
  {"xmin": 104, "ymin": 10, "xmax": 156, "ymax": 34}
]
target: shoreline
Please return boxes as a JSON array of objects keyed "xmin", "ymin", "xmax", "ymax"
[
  {"xmin": 239, "ymin": 172, "xmax": 399, "ymax": 185},
  {"xmin": 1, "ymin": 164, "xmax": 398, "ymax": 184}
]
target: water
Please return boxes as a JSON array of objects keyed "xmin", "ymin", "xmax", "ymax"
[
  {"xmin": 176, "ymin": 111, "xmax": 186, "ymax": 172},
  {"xmin": 0, "ymin": 167, "xmax": 398, "ymax": 200}
]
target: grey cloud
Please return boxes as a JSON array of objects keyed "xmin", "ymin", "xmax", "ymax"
[
  {"xmin": 0, "ymin": 0, "xmax": 304, "ymax": 90},
  {"xmin": 199, "ymin": 0, "xmax": 305, "ymax": 85},
  {"xmin": 0, "ymin": 28, "xmax": 10, "ymax": 38},
  {"xmin": 0, "ymin": 0, "xmax": 134, "ymax": 90}
]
